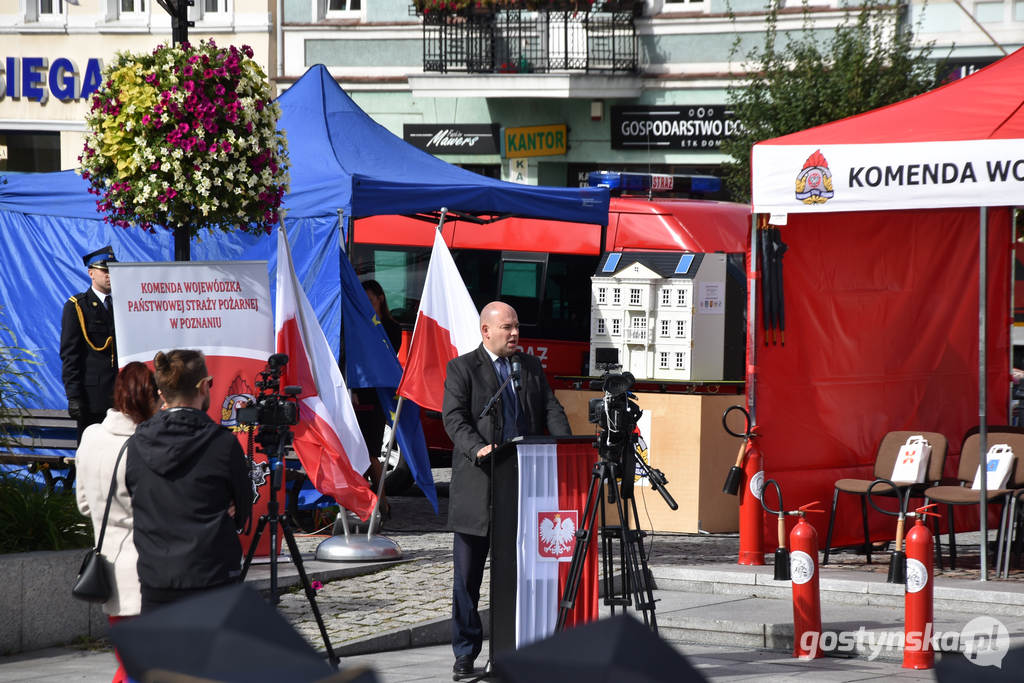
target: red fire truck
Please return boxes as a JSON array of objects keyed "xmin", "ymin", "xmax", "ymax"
[{"xmin": 349, "ymin": 191, "xmax": 750, "ymax": 464}]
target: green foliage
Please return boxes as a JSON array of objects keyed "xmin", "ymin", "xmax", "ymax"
[
  {"xmin": 0, "ymin": 307, "xmax": 89, "ymax": 554},
  {"xmin": 0, "ymin": 470, "xmax": 93, "ymax": 553},
  {"xmin": 721, "ymin": 1, "xmax": 946, "ymax": 202},
  {"xmin": 0, "ymin": 306, "xmax": 39, "ymax": 450}
]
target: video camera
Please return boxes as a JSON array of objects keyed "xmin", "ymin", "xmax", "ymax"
[
  {"xmin": 588, "ymin": 358, "xmax": 642, "ymax": 464},
  {"xmin": 237, "ymin": 353, "xmax": 301, "ymax": 454}
]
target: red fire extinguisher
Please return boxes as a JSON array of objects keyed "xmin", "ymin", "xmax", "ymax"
[
  {"xmin": 903, "ymin": 504, "xmax": 939, "ymax": 670},
  {"xmin": 738, "ymin": 439, "xmax": 765, "ymax": 565},
  {"xmin": 789, "ymin": 502, "xmax": 824, "ymax": 659},
  {"xmin": 722, "ymin": 406, "xmax": 765, "ymax": 566}
]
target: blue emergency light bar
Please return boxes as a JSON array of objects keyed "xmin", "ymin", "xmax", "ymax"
[{"xmin": 587, "ymin": 171, "xmax": 721, "ymax": 196}]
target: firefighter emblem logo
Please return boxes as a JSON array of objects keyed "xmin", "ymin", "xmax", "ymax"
[
  {"xmin": 790, "ymin": 550, "xmax": 814, "ymax": 584},
  {"xmin": 220, "ymin": 375, "xmax": 256, "ymax": 429},
  {"xmin": 538, "ymin": 510, "xmax": 578, "ymax": 561},
  {"xmin": 905, "ymin": 558, "xmax": 928, "ymax": 593},
  {"xmin": 795, "ymin": 149, "xmax": 834, "ymax": 205}
]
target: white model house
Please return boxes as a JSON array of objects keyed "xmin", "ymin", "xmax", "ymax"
[{"xmin": 590, "ymin": 251, "xmax": 728, "ymax": 381}]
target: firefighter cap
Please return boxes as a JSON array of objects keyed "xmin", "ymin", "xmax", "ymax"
[{"xmin": 83, "ymin": 245, "xmax": 117, "ymax": 271}]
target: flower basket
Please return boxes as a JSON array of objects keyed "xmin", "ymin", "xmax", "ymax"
[{"xmin": 78, "ymin": 40, "xmax": 290, "ymax": 237}]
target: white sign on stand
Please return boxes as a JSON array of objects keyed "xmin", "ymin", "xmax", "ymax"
[
  {"xmin": 508, "ymin": 158, "xmax": 535, "ymax": 185},
  {"xmin": 109, "ymin": 261, "xmax": 273, "ymax": 365}
]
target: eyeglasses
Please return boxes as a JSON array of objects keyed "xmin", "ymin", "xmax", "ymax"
[{"xmin": 195, "ymin": 375, "xmax": 214, "ymax": 390}]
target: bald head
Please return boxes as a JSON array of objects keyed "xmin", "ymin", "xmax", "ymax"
[{"xmin": 480, "ymin": 301, "xmax": 519, "ymax": 357}]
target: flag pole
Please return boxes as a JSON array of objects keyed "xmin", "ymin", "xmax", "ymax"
[
  {"xmin": 367, "ymin": 395, "xmax": 406, "ymax": 540},
  {"xmin": 308, "ymin": 209, "xmax": 403, "ymax": 562},
  {"xmin": 366, "ymin": 208, "xmax": 447, "ymax": 540}
]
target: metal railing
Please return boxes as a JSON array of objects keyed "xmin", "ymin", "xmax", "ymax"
[{"xmin": 418, "ymin": 3, "xmax": 641, "ymax": 74}]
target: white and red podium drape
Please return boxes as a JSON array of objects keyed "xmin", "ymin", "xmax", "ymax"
[{"xmin": 514, "ymin": 440, "xmax": 598, "ymax": 647}]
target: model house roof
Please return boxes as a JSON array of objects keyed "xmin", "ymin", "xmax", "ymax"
[{"xmin": 593, "ymin": 251, "xmax": 704, "ymax": 279}]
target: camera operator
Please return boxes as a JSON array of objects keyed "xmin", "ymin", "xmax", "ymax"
[
  {"xmin": 126, "ymin": 349, "xmax": 253, "ymax": 612},
  {"xmin": 442, "ymin": 301, "xmax": 571, "ymax": 678}
]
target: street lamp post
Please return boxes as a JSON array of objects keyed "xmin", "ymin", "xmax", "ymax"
[{"xmin": 155, "ymin": 0, "xmax": 195, "ymax": 261}]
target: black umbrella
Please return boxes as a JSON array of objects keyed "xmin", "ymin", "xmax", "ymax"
[
  {"xmin": 770, "ymin": 227, "xmax": 788, "ymax": 345},
  {"xmin": 760, "ymin": 223, "xmax": 775, "ymax": 344},
  {"xmin": 493, "ymin": 614, "xmax": 706, "ymax": 682},
  {"xmin": 935, "ymin": 643, "xmax": 1023, "ymax": 681},
  {"xmin": 110, "ymin": 583, "xmax": 375, "ymax": 683}
]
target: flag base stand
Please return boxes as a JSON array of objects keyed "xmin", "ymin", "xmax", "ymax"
[
  {"xmin": 314, "ymin": 534, "xmax": 402, "ymax": 561},
  {"xmin": 314, "ymin": 507, "xmax": 403, "ymax": 562}
]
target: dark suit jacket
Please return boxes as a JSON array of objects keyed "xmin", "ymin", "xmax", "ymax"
[
  {"xmin": 443, "ymin": 344, "xmax": 571, "ymax": 536},
  {"xmin": 59, "ymin": 288, "xmax": 117, "ymax": 414}
]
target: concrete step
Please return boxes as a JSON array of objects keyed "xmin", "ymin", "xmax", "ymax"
[
  {"xmin": 648, "ymin": 564, "xmax": 1024, "ymax": 662},
  {"xmin": 652, "ymin": 563, "xmax": 1024, "ymax": 616}
]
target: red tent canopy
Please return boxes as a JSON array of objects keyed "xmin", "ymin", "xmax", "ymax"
[
  {"xmin": 763, "ymin": 49, "xmax": 1024, "ymax": 145},
  {"xmin": 753, "ymin": 49, "xmax": 1024, "ymax": 215},
  {"xmin": 746, "ymin": 50, "xmax": 1024, "ymax": 556}
]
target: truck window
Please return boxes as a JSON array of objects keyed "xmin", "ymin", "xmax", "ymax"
[
  {"xmin": 500, "ymin": 259, "xmax": 544, "ymax": 326},
  {"xmin": 542, "ymin": 254, "xmax": 600, "ymax": 342},
  {"xmin": 349, "ymin": 245, "xmax": 430, "ymax": 326},
  {"xmin": 452, "ymin": 249, "xmax": 501, "ymax": 313}
]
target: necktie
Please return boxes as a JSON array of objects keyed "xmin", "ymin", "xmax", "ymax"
[
  {"xmin": 104, "ymin": 295, "xmax": 113, "ymax": 314},
  {"xmin": 495, "ymin": 357, "xmax": 519, "ymax": 441}
]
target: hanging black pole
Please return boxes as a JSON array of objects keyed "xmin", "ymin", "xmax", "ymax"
[
  {"xmin": 156, "ymin": 0, "xmax": 194, "ymax": 45},
  {"xmin": 156, "ymin": 0, "xmax": 194, "ymax": 261}
]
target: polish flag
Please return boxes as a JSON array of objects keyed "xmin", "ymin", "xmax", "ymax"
[
  {"xmin": 275, "ymin": 228, "xmax": 376, "ymax": 520},
  {"xmin": 397, "ymin": 229, "xmax": 480, "ymax": 412}
]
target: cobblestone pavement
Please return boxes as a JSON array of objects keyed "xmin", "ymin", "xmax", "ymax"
[
  {"xmin": 279, "ymin": 502, "xmax": 459, "ymax": 651},
  {"xmin": 277, "ymin": 469, "xmax": 1024, "ymax": 653}
]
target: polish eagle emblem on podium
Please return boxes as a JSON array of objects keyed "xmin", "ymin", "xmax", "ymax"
[
  {"xmin": 538, "ymin": 510, "xmax": 578, "ymax": 561},
  {"xmin": 795, "ymin": 149, "xmax": 834, "ymax": 205}
]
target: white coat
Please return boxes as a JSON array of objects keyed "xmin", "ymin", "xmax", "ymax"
[{"xmin": 75, "ymin": 409, "xmax": 141, "ymax": 616}]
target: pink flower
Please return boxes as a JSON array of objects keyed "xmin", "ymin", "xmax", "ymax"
[{"xmin": 311, "ymin": 580, "xmax": 323, "ymax": 591}]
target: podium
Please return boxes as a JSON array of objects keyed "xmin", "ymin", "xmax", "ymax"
[{"xmin": 490, "ymin": 435, "xmax": 600, "ymax": 656}]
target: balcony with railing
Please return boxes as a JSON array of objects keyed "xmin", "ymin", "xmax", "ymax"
[{"xmin": 411, "ymin": 0, "xmax": 642, "ymax": 74}]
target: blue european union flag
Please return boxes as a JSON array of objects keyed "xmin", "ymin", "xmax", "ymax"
[
  {"xmin": 377, "ymin": 389, "xmax": 438, "ymax": 512},
  {"xmin": 340, "ymin": 252, "xmax": 438, "ymax": 512}
]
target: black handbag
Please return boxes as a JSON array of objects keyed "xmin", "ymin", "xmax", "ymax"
[{"xmin": 72, "ymin": 441, "xmax": 129, "ymax": 603}]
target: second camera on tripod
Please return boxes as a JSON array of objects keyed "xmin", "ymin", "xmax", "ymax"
[{"xmin": 236, "ymin": 353, "xmax": 301, "ymax": 452}]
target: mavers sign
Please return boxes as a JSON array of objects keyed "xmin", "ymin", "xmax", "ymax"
[{"xmin": 403, "ymin": 124, "xmax": 501, "ymax": 155}]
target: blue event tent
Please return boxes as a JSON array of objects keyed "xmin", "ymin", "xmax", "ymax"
[{"xmin": 0, "ymin": 63, "xmax": 609, "ymax": 412}]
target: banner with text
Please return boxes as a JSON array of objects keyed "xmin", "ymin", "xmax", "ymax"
[
  {"xmin": 752, "ymin": 139, "xmax": 1024, "ymax": 214},
  {"xmin": 109, "ymin": 260, "xmax": 280, "ymax": 556}
]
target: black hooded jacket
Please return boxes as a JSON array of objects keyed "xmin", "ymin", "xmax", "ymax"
[{"xmin": 126, "ymin": 407, "xmax": 252, "ymax": 591}]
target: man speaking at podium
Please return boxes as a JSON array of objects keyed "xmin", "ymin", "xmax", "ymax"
[{"xmin": 442, "ymin": 301, "xmax": 571, "ymax": 679}]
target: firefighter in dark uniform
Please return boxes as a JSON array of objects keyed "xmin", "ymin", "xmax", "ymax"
[{"xmin": 60, "ymin": 246, "xmax": 118, "ymax": 441}]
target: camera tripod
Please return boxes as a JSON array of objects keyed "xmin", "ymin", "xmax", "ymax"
[
  {"xmin": 556, "ymin": 435, "xmax": 677, "ymax": 632},
  {"xmin": 239, "ymin": 427, "xmax": 339, "ymax": 669}
]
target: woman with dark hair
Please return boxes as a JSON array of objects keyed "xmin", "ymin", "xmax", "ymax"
[
  {"xmin": 75, "ymin": 361, "xmax": 160, "ymax": 683},
  {"xmin": 351, "ymin": 280, "xmax": 407, "ymax": 516},
  {"xmin": 126, "ymin": 349, "xmax": 253, "ymax": 612},
  {"xmin": 362, "ymin": 279, "xmax": 402, "ymax": 353}
]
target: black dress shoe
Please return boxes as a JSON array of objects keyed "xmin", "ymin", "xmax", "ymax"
[{"xmin": 452, "ymin": 655, "xmax": 474, "ymax": 680}]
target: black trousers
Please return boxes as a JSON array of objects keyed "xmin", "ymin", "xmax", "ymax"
[
  {"xmin": 452, "ymin": 531, "xmax": 490, "ymax": 659},
  {"xmin": 140, "ymin": 579, "xmax": 239, "ymax": 614}
]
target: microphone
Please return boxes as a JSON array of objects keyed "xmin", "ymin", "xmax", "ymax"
[{"xmin": 511, "ymin": 356, "xmax": 522, "ymax": 393}]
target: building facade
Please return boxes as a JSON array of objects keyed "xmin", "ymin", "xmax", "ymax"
[
  {"xmin": 3, "ymin": 1, "xmax": 1022, "ymax": 183},
  {"xmin": 279, "ymin": 0, "xmax": 1024, "ymax": 196},
  {"xmin": 0, "ymin": 0, "xmax": 274, "ymax": 171}
]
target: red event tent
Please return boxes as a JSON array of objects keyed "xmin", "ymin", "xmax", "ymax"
[{"xmin": 748, "ymin": 48, "xmax": 1024, "ymax": 576}]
